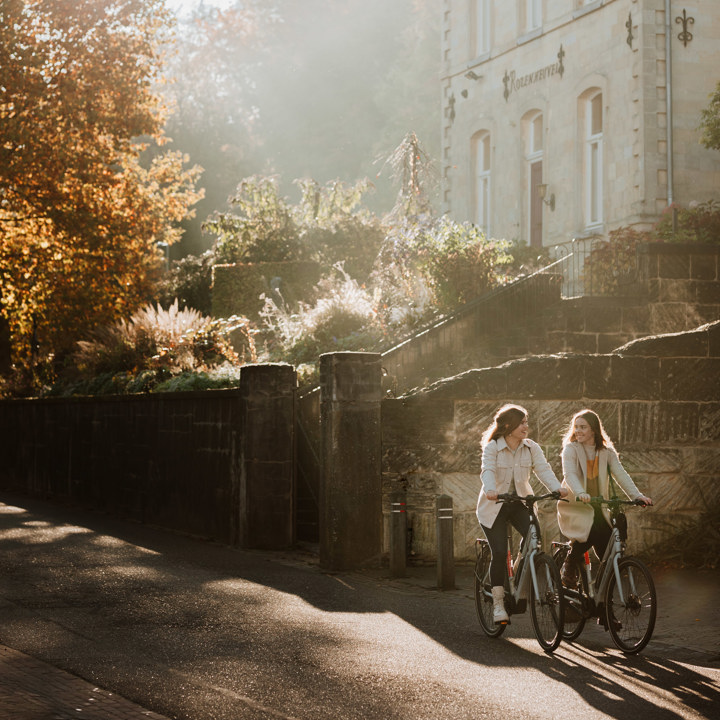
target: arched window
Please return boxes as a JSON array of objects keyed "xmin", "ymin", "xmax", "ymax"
[
  {"xmin": 584, "ymin": 91, "xmax": 603, "ymax": 227},
  {"xmin": 473, "ymin": 132, "xmax": 491, "ymax": 234}
]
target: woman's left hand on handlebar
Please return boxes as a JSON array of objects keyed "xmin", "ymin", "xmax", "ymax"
[
  {"xmin": 636, "ymin": 494, "xmax": 653, "ymax": 506},
  {"xmin": 558, "ymin": 487, "xmax": 569, "ymax": 498}
]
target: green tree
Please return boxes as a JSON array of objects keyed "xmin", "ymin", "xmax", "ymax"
[
  {"xmin": 699, "ymin": 80, "xmax": 720, "ymax": 150},
  {"xmin": 161, "ymin": 0, "xmax": 281, "ymax": 256},
  {"xmin": 0, "ymin": 0, "xmax": 202, "ymax": 389},
  {"xmin": 203, "ymin": 175, "xmax": 384, "ymax": 277},
  {"xmin": 162, "ymin": 0, "xmax": 441, "ymax": 255}
]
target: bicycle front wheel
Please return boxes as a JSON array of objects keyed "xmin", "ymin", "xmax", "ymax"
[
  {"xmin": 530, "ymin": 553, "xmax": 564, "ymax": 653},
  {"xmin": 605, "ymin": 556, "xmax": 657, "ymax": 654},
  {"xmin": 474, "ymin": 544, "xmax": 506, "ymax": 638}
]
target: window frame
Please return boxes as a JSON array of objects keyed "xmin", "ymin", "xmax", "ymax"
[
  {"xmin": 526, "ymin": 0, "xmax": 542, "ymax": 32},
  {"xmin": 472, "ymin": 131, "xmax": 492, "ymax": 235},
  {"xmin": 584, "ymin": 91, "xmax": 604, "ymax": 228},
  {"xmin": 473, "ymin": 0, "xmax": 490, "ymax": 57},
  {"xmin": 525, "ymin": 111, "xmax": 544, "ymax": 247}
]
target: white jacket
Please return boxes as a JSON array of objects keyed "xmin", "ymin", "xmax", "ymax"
[
  {"xmin": 476, "ymin": 437, "xmax": 561, "ymax": 529},
  {"xmin": 557, "ymin": 442, "xmax": 642, "ymax": 542}
]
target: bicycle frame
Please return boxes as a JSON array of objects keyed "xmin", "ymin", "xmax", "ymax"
[
  {"xmin": 506, "ymin": 523, "xmax": 536, "ymax": 602},
  {"xmin": 595, "ymin": 525, "xmax": 624, "ymax": 601},
  {"xmin": 558, "ymin": 497, "xmax": 641, "ymax": 611},
  {"xmin": 499, "ymin": 494, "xmax": 555, "ymax": 611}
]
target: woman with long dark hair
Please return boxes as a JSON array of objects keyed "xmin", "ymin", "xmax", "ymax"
[
  {"xmin": 557, "ymin": 409, "xmax": 653, "ymax": 588},
  {"xmin": 476, "ymin": 404, "xmax": 567, "ymax": 624}
]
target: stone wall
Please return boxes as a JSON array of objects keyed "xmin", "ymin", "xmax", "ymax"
[
  {"xmin": 380, "ymin": 243, "xmax": 720, "ymax": 397},
  {"xmin": 0, "ymin": 365, "xmax": 296, "ymax": 549},
  {"xmin": 542, "ymin": 243, "xmax": 720, "ymax": 355},
  {"xmin": 381, "ymin": 270, "xmax": 563, "ymax": 396},
  {"xmin": 639, "ymin": 242, "xmax": 720, "ymax": 331},
  {"xmin": 381, "ymin": 321, "xmax": 720, "ymax": 562}
]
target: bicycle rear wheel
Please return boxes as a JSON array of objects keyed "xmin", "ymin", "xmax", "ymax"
[
  {"xmin": 605, "ymin": 556, "xmax": 656, "ymax": 654},
  {"xmin": 552, "ymin": 547, "xmax": 587, "ymax": 642},
  {"xmin": 530, "ymin": 553, "xmax": 564, "ymax": 653},
  {"xmin": 474, "ymin": 543, "xmax": 506, "ymax": 638}
]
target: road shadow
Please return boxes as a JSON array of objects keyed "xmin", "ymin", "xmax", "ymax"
[{"xmin": 0, "ymin": 493, "xmax": 717, "ymax": 720}]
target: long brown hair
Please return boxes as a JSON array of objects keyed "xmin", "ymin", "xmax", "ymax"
[
  {"xmin": 562, "ymin": 409, "xmax": 614, "ymax": 451},
  {"xmin": 482, "ymin": 404, "xmax": 528, "ymax": 447}
]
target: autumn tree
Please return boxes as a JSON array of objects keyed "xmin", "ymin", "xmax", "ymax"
[{"xmin": 0, "ymin": 0, "xmax": 202, "ymax": 390}]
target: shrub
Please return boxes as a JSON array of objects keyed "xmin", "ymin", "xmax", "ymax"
[
  {"xmin": 259, "ymin": 264, "xmax": 381, "ymax": 366},
  {"xmin": 584, "ymin": 199, "xmax": 720, "ymax": 295},
  {"xmin": 504, "ymin": 239, "xmax": 551, "ymax": 277},
  {"xmin": 153, "ymin": 364, "xmax": 243, "ymax": 393},
  {"xmin": 294, "ymin": 178, "xmax": 385, "ymax": 281},
  {"xmin": 204, "ymin": 176, "xmax": 304, "ymax": 264},
  {"xmin": 48, "ymin": 300, "xmax": 249, "ymax": 395},
  {"xmin": 584, "ymin": 227, "xmax": 650, "ymax": 296},
  {"xmin": 654, "ymin": 200, "xmax": 720, "ymax": 245},
  {"xmin": 203, "ymin": 175, "xmax": 384, "ymax": 275},
  {"xmin": 157, "ymin": 249, "xmax": 216, "ymax": 315},
  {"xmin": 412, "ymin": 217, "xmax": 512, "ymax": 311}
]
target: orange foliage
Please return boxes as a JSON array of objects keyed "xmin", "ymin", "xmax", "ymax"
[{"xmin": 0, "ymin": 0, "xmax": 203, "ymax": 377}]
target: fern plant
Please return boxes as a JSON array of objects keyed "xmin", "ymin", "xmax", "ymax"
[{"xmin": 51, "ymin": 300, "xmax": 248, "ymax": 395}]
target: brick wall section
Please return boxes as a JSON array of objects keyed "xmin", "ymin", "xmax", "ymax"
[
  {"xmin": 639, "ymin": 243, "xmax": 720, "ymax": 332},
  {"xmin": 0, "ymin": 364, "xmax": 296, "ymax": 549},
  {"xmin": 381, "ymin": 321, "xmax": 720, "ymax": 562}
]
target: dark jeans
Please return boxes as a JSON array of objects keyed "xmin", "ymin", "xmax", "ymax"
[
  {"xmin": 481, "ymin": 501, "xmax": 531, "ymax": 586},
  {"xmin": 567, "ymin": 504, "xmax": 612, "ymax": 565}
]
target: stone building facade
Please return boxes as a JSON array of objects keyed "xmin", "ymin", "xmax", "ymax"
[{"xmin": 441, "ymin": 0, "xmax": 720, "ymax": 247}]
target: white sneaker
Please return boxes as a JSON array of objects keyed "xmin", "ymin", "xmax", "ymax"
[{"xmin": 491, "ymin": 586, "xmax": 509, "ymax": 623}]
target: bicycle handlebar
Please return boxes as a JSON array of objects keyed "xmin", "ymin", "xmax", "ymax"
[
  {"xmin": 576, "ymin": 496, "xmax": 650, "ymax": 507},
  {"xmin": 496, "ymin": 491, "xmax": 564, "ymax": 504}
]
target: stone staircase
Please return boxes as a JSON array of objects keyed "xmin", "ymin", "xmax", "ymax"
[{"xmin": 381, "ymin": 242, "xmax": 720, "ymax": 396}]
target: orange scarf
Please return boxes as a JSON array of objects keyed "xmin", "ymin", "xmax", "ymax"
[{"xmin": 586, "ymin": 454, "xmax": 599, "ymax": 498}]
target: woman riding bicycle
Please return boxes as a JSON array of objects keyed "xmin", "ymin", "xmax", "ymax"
[
  {"xmin": 476, "ymin": 404, "xmax": 568, "ymax": 623},
  {"xmin": 557, "ymin": 409, "xmax": 653, "ymax": 591}
]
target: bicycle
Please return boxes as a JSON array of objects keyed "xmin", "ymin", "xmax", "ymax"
[
  {"xmin": 552, "ymin": 496, "xmax": 657, "ymax": 655},
  {"xmin": 474, "ymin": 492, "xmax": 565, "ymax": 653}
]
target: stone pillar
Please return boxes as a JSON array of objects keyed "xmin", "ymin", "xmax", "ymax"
[
  {"xmin": 319, "ymin": 352, "xmax": 382, "ymax": 571},
  {"xmin": 238, "ymin": 363, "xmax": 296, "ymax": 549}
]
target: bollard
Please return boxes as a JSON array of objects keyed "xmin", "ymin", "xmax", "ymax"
[
  {"xmin": 390, "ymin": 491, "xmax": 407, "ymax": 578},
  {"xmin": 436, "ymin": 494, "xmax": 455, "ymax": 590}
]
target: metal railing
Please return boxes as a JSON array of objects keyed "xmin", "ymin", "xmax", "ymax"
[{"xmin": 550, "ymin": 237, "xmax": 639, "ymax": 298}]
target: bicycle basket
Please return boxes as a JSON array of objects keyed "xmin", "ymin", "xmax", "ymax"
[{"xmin": 615, "ymin": 512, "xmax": 628, "ymax": 541}]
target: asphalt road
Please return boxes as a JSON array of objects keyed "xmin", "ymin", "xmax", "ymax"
[{"xmin": 0, "ymin": 494, "xmax": 717, "ymax": 720}]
